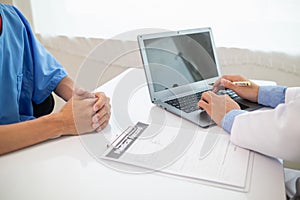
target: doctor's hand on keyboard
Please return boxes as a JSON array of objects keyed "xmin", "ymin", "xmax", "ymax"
[
  {"xmin": 197, "ymin": 90, "xmax": 240, "ymax": 127},
  {"xmin": 213, "ymin": 75, "xmax": 259, "ymax": 103},
  {"xmin": 198, "ymin": 75, "xmax": 260, "ymax": 126}
]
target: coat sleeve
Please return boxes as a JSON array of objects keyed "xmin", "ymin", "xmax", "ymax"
[{"xmin": 230, "ymin": 87, "xmax": 300, "ymax": 162}]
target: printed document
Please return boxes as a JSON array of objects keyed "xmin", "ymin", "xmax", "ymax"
[{"xmin": 102, "ymin": 122, "xmax": 252, "ymax": 191}]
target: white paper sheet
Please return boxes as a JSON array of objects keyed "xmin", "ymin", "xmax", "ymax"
[{"xmin": 102, "ymin": 122, "xmax": 252, "ymax": 191}]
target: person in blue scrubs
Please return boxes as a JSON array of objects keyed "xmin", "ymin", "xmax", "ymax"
[{"xmin": 0, "ymin": 4, "xmax": 111, "ymax": 155}]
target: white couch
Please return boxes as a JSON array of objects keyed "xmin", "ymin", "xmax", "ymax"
[{"xmin": 36, "ymin": 34, "xmax": 300, "ymax": 110}]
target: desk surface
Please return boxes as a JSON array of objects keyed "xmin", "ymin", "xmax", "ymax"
[{"xmin": 0, "ymin": 68, "xmax": 285, "ymax": 200}]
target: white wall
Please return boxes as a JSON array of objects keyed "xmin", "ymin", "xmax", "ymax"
[{"xmin": 30, "ymin": 0, "xmax": 300, "ymax": 55}]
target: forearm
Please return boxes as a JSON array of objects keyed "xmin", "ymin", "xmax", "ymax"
[
  {"xmin": 221, "ymin": 110, "xmax": 247, "ymax": 133},
  {"xmin": 54, "ymin": 76, "xmax": 74, "ymax": 101},
  {"xmin": 221, "ymin": 86, "xmax": 288, "ymax": 133},
  {"xmin": 258, "ymin": 86, "xmax": 287, "ymax": 107},
  {"xmin": 0, "ymin": 113, "xmax": 65, "ymax": 155},
  {"xmin": 224, "ymin": 87, "xmax": 300, "ymax": 161}
]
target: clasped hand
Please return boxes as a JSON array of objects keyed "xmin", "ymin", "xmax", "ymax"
[{"xmin": 59, "ymin": 88, "xmax": 111, "ymax": 135}]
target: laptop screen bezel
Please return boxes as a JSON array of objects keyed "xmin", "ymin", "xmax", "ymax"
[{"xmin": 137, "ymin": 27, "xmax": 221, "ymax": 102}]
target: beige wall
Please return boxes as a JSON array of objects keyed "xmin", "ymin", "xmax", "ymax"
[
  {"xmin": 0, "ymin": 0, "xmax": 13, "ymax": 4},
  {"xmin": 0, "ymin": 0, "xmax": 34, "ymax": 30},
  {"xmin": 13, "ymin": 0, "xmax": 34, "ymax": 29}
]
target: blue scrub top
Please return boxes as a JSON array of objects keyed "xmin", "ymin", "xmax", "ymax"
[{"xmin": 0, "ymin": 4, "xmax": 68, "ymax": 124}]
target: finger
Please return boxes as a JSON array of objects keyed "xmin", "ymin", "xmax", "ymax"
[
  {"xmin": 75, "ymin": 88, "xmax": 95, "ymax": 100},
  {"xmin": 100, "ymin": 121, "xmax": 109, "ymax": 130},
  {"xmin": 93, "ymin": 93, "xmax": 110, "ymax": 112},
  {"xmin": 95, "ymin": 126, "xmax": 102, "ymax": 132},
  {"xmin": 92, "ymin": 114, "xmax": 99, "ymax": 123},
  {"xmin": 92, "ymin": 111, "xmax": 108, "ymax": 123},
  {"xmin": 72, "ymin": 98, "xmax": 98, "ymax": 111},
  {"xmin": 92, "ymin": 122, "xmax": 101, "ymax": 130},
  {"xmin": 93, "ymin": 114, "xmax": 109, "ymax": 131},
  {"xmin": 220, "ymin": 78, "xmax": 236, "ymax": 90},
  {"xmin": 94, "ymin": 92, "xmax": 105, "ymax": 98},
  {"xmin": 92, "ymin": 106, "xmax": 110, "ymax": 122},
  {"xmin": 213, "ymin": 75, "xmax": 240, "ymax": 93},
  {"xmin": 201, "ymin": 91, "xmax": 216, "ymax": 102},
  {"xmin": 92, "ymin": 107, "xmax": 111, "ymax": 129},
  {"xmin": 213, "ymin": 77, "xmax": 222, "ymax": 88},
  {"xmin": 197, "ymin": 100, "xmax": 209, "ymax": 111},
  {"xmin": 93, "ymin": 98, "xmax": 105, "ymax": 112},
  {"xmin": 96, "ymin": 120, "xmax": 109, "ymax": 132},
  {"xmin": 99, "ymin": 114, "xmax": 110, "ymax": 127},
  {"xmin": 200, "ymin": 92, "xmax": 210, "ymax": 103},
  {"xmin": 212, "ymin": 78, "xmax": 224, "ymax": 93},
  {"xmin": 75, "ymin": 88, "xmax": 85, "ymax": 96}
]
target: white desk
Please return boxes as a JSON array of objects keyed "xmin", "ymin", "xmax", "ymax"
[{"xmin": 0, "ymin": 68, "xmax": 285, "ymax": 200}]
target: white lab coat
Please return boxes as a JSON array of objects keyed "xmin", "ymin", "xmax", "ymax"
[{"xmin": 230, "ymin": 87, "xmax": 300, "ymax": 162}]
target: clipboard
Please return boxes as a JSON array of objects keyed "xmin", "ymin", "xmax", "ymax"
[
  {"xmin": 104, "ymin": 122, "xmax": 149, "ymax": 159},
  {"xmin": 101, "ymin": 122, "xmax": 252, "ymax": 192}
]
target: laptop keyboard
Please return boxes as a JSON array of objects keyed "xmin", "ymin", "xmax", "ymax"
[
  {"xmin": 165, "ymin": 89, "xmax": 240, "ymax": 113},
  {"xmin": 165, "ymin": 91, "xmax": 208, "ymax": 113}
]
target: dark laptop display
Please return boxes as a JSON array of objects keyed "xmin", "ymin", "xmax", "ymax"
[{"xmin": 143, "ymin": 32, "xmax": 218, "ymax": 92}]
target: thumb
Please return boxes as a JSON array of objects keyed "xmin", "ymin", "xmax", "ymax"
[
  {"xmin": 221, "ymin": 78, "xmax": 235, "ymax": 90},
  {"xmin": 74, "ymin": 88, "xmax": 95, "ymax": 100}
]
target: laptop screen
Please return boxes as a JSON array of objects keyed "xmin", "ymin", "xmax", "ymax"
[{"xmin": 142, "ymin": 31, "xmax": 219, "ymax": 92}]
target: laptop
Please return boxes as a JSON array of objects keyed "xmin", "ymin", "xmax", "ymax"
[{"xmin": 137, "ymin": 27, "xmax": 263, "ymax": 127}]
